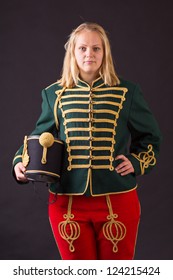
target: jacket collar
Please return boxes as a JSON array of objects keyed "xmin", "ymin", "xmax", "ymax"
[{"xmin": 77, "ymin": 76, "xmax": 105, "ymax": 89}]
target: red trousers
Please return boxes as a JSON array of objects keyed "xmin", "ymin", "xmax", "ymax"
[{"xmin": 48, "ymin": 189, "xmax": 141, "ymax": 260}]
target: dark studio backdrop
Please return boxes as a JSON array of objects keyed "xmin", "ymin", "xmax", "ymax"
[{"xmin": 0, "ymin": 0, "xmax": 172, "ymax": 260}]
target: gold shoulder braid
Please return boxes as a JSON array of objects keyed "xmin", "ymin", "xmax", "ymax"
[
  {"xmin": 103, "ymin": 195, "xmax": 126, "ymax": 253},
  {"xmin": 131, "ymin": 144, "xmax": 156, "ymax": 175},
  {"xmin": 58, "ymin": 196, "xmax": 80, "ymax": 252},
  {"xmin": 54, "ymin": 87, "xmax": 66, "ymax": 130}
]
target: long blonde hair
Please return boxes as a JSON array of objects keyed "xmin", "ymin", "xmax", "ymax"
[{"xmin": 58, "ymin": 22, "xmax": 120, "ymax": 87}]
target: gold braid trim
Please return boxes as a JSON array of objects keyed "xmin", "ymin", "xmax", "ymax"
[
  {"xmin": 131, "ymin": 144, "xmax": 156, "ymax": 175},
  {"xmin": 58, "ymin": 196, "xmax": 80, "ymax": 252},
  {"xmin": 54, "ymin": 87, "xmax": 66, "ymax": 130},
  {"xmin": 103, "ymin": 195, "xmax": 126, "ymax": 253},
  {"xmin": 22, "ymin": 136, "xmax": 30, "ymax": 167}
]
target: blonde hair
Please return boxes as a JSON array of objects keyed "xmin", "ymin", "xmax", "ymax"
[{"xmin": 58, "ymin": 22, "xmax": 120, "ymax": 87}]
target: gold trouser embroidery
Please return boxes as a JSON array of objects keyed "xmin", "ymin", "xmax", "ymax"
[
  {"xmin": 58, "ymin": 196, "xmax": 80, "ymax": 252},
  {"xmin": 103, "ymin": 195, "xmax": 127, "ymax": 253}
]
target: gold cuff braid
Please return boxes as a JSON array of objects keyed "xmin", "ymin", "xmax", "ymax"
[
  {"xmin": 131, "ymin": 144, "xmax": 156, "ymax": 175},
  {"xmin": 103, "ymin": 195, "xmax": 126, "ymax": 253}
]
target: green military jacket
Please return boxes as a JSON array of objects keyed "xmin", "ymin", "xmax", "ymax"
[{"xmin": 13, "ymin": 77, "xmax": 162, "ymax": 196}]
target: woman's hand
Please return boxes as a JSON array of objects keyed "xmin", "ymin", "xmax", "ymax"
[
  {"xmin": 115, "ymin": 155, "xmax": 134, "ymax": 176},
  {"xmin": 14, "ymin": 162, "xmax": 28, "ymax": 182}
]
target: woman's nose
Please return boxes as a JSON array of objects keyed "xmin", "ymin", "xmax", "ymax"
[{"xmin": 86, "ymin": 48, "xmax": 93, "ymax": 57}]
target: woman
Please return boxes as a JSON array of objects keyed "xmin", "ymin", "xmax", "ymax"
[{"xmin": 13, "ymin": 22, "xmax": 162, "ymax": 260}]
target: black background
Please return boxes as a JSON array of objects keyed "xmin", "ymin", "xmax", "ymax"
[{"xmin": 0, "ymin": 0, "xmax": 172, "ymax": 260}]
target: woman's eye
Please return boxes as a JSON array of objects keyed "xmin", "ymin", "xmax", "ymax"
[
  {"xmin": 93, "ymin": 47, "xmax": 100, "ymax": 51},
  {"xmin": 80, "ymin": 47, "xmax": 86, "ymax": 51}
]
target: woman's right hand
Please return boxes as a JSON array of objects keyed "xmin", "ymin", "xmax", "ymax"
[{"xmin": 14, "ymin": 162, "xmax": 28, "ymax": 182}]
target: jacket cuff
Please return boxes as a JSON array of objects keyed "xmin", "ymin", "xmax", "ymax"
[
  {"xmin": 13, "ymin": 155, "xmax": 23, "ymax": 167},
  {"xmin": 126, "ymin": 154, "xmax": 142, "ymax": 176}
]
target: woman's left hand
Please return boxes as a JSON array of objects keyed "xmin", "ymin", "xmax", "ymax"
[{"xmin": 115, "ymin": 155, "xmax": 134, "ymax": 176}]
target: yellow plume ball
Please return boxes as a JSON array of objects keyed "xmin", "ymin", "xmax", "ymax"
[{"xmin": 39, "ymin": 132, "xmax": 54, "ymax": 148}]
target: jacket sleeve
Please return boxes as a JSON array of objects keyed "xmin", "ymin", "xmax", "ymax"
[
  {"xmin": 12, "ymin": 88, "xmax": 57, "ymax": 168},
  {"xmin": 126, "ymin": 85, "xmax": 162, "ymax": 176}
]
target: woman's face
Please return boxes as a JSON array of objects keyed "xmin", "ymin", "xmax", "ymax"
[{"xmin": 74, "ymin": 30, "xmax": 104, "ymax": 82}]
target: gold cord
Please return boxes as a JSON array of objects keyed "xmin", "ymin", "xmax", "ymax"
[
  {"xmin": 131, "ymin": 144, "xmax": 156, "ymax": 175},
  {"xmin": 54, "ymin": 87, "xmax": 66, "ymax": 130},
  {"xmin": 22, "ymin": 136, "xmax": 30, "ymax": 167},
  {"xmin": 58, "ymin": 196, "xmax": 80, "ymax": 252},
  {"xmin": 103, "ymin": 195, "xmax": 126, "ymax": 253}
]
